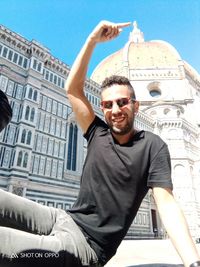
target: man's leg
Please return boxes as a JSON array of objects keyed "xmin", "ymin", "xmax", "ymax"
[
  {"xmin": 0, "ymin": 225, "xmax": 82, "ymax": 267},
  {"xmin": 0, "ymin": 190, "xmax": 99, "ymax": 266},
  {"xmin": 0, "ymin": 189, "xmax": 56, "ymax": 234},
  {"xmin": 0, "ymin": 211, "xmax": 99, "ymax": 267}
]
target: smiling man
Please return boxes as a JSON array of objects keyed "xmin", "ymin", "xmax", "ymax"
[{"xmin": 65, "ymin": 20, "xmax": 200, "ymax": 267}]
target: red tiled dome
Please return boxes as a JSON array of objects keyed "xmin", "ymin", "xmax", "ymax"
[{"xmin": 91, "ymin": 22, "xmax": 182, "ymax": 85}]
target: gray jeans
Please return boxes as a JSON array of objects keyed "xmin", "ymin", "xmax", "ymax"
[{"xmin": 0, "ymin": 189, "xmax": 100, "ymax": 267}]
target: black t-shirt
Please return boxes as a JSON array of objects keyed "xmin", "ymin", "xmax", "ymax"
[
  {"xmin": 0, "ymin": 90, "xmax": 12, "ymax": 132},
  {"xmin": 68, "ymin": 116, "xmax": 172, "ymax": 264}
]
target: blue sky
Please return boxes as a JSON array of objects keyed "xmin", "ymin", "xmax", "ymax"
[{"xmin": 1, "ymin": 0, "xmax": 200, "ymax": 76}]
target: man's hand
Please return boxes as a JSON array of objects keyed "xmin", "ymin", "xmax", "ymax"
[{"xmin": 88, "ymin": 20, "xmax": 131, "ymax": 45}]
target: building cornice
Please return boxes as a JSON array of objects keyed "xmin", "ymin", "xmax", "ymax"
[
  {"xmin": 157, "ymin": 117, "xmax": 199, "ymax": 138},
  {"xmin": 140, "ymin": 99, "xmax": 193, "ymax": 108},
  {"xmin": 184, "ymin": 61, "xmax": 200, "ymax": 88},
  {"xmin": 0, "ymin": 24, "xmax": 70, "ymax": 77}
]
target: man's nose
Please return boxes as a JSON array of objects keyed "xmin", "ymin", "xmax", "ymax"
[{"xmin": 112, "ymin": 102, "xmax": 121, "ymax": 114}]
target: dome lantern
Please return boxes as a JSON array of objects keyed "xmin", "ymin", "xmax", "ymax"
[{"xmin": 129, "ymin": 21, "xmax": 144, "ymax": 43}]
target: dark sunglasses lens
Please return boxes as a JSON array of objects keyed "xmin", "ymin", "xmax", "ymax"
[
  {"xmin": 102, "ymin": 98, "xmax": 131, "ymax": 109},
  {"xmin": 117, "ymin": 98, "xmax": 129, "ymax": 107},
  {"xmin": 104, "ymin": 101, "xmax": 113, "ymax": 109}
]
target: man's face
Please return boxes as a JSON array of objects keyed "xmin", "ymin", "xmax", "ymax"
[{"xmin": 101, "ymin": 85, "xmax": 139, "ymax": 136}]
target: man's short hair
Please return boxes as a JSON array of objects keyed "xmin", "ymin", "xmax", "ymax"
[{"xmin": 100, "ymin": 75, "xmax": 136, "ymax": 99}]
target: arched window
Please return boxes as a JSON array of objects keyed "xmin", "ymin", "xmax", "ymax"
[
  {"xmin": 30, "ymin": 108, "xmax": 35, "ymax": 122},
  {"xmin": 150, "ymin": 110, "xmax": 157, "ymax": 117},
  {"xmin": 72, "ymin": 126, "xmax": 78, "ymax": 171},
  {"xmin": 173, "ymin": 164, "xmax": 189, "ymax": 190},
  {"xmin": 149, "ymin": 89, "xmax": 161, "ymax": 97},
  {"xmin": 28, "ymin": 87, "xmax": 33, "ymax": 99},
  {"xmin": 23, "ymin": 152, "xmax": 28, "ymax": 168},
  {"xmin": 164, "ymin": 108, "xmax": 170, "ymax": 115},
  {"xmin": 67, "ymin": 123, "xmax": 78, "ymax": 171},
  {"xmin": 67, "ymin": 124, "xmax": 73, "ymax": 170},
  {"xmin": 26, "ymin": 131, "xmax": 32, "ymax": 145},
  {"xmin": 17, "ymin": 151, "xmax": 23, "ymax": 166},
  {"xmin": 33, "ymin": 59, "xmax": 37, "ymax": 69},
  {"xmin": 25, "ymin": 106, "xmax": 30, "ymax": 120},
  {"xmin": 147, "ymin": 82, "xmax": 161, "ymax": 98},
  {"xmin": 37, "ymin": 63, "xmax": 42, "ymax": 72},
  {"xmin": 21, "ymin": 129, "xmax": 26, "ymax": 143},
  {"xmin": 33, "ymin": 90, "xmax": 37, "ymax": 101}
]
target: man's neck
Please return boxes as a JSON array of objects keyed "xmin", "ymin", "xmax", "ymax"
[{"xmin": 112, "ymin": 129, "xmax": 136, "ymax": 145}]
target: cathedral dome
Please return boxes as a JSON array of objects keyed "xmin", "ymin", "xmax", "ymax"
[{"xmin": 91, "ymin": 22, "xmax": 182, "ymax": 85}]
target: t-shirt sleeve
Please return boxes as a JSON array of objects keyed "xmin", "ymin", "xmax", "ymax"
[
  {"xmin": 0, "ymin": 90, "xmax": 12, "ymax": 133},
  {"xmin": 147, "ymin": 143, "xmax": 173, "ymax": 190},
  {"xmin": 84, "ymin": 116, "xmax": 107, "ymax": 144}
]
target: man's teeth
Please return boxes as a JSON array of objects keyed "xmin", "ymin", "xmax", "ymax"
[{"xmin": 113, "ymin": 117, "xmax": 125, "ymax": 122}]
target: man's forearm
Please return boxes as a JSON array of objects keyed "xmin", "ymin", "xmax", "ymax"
[
  {"xmin": 158, "ymin": 197, "xmax": 200, "ymax": 266},
  {"xmin": 65, "ymin": 21, "xmax": 131, "ymax": 96},
  {"xmin": 65, "ymin": 36, "xmax": 96, "ymax": 96}
]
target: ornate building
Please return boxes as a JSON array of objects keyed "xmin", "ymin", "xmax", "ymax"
[
  {"xmin": 0, "ymin": 22, "xmax": 200, "ymax": 240},
  {"xmin": 0, "ymin": 24, "xmax": 101, "ymax": 210}
]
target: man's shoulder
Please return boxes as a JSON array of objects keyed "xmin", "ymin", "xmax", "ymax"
[
  {"xmin": 143, "ymin": 130, "xmax": 161, "ymax": 139},
  {"xmin": 84, "ymin": 115, "xmax": 108, "ymax": 141},
  {"xmin": 142, "ymin": 130, "xmax": 166, "ymax": 146},
  {"xmin": 88, "ymin": 116, "xmax": 108, "ymax": 132}
]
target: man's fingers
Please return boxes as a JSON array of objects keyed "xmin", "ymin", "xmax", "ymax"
[
  {"xmin": 104, "ymin": 22, "xmax": 130, "ymax": 37},
  {"xmin": 106, "ymin": 22, "xmax": 131, "ymax": 38},
  {"xmin": 116, "ymin": 22, "xmax": 131, "ymax": 28},
  {"xmin": 104, "ymin": 26, "xmax": 120, "ymax": 40},
  {"xmin": 104, "ymin": 26, "xmax": 112, "ymax": 37},
  {"xmin": 91, "ymin": 21, "xmax": 131, "ymax": 43},
  {"xmin": 105, "ymin": 25, "xmax": 118, "ymax": 36}
]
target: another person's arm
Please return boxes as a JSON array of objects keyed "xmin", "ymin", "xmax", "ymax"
[
  {"xmin": 153, "ymin": 187, "xmax": 200, "ymax": 267},
  {"xmin": 0, "ymin": 90, "xmax": 12, "ymax": 132},
  {"xmin": 65, "ymin": 20, "xmax": 130, "ymax": 133}
]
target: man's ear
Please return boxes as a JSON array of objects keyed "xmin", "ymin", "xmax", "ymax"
[{"xmin": 134, "ymin": 100, "xmax": 139, "ymax": 113}]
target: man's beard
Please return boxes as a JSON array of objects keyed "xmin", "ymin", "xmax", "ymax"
[{"xmin": 106, "ymin": 116, "xmax": 134, "ymax": 136}]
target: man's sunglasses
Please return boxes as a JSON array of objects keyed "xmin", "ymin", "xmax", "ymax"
[{"xmin": 101, "ymin": 97, "xmax": 135, "ymax": 110}]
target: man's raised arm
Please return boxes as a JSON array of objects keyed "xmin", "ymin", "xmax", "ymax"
[{"xmin": 65, "ymin": 21, "xmax": 131, "ymax": 133}]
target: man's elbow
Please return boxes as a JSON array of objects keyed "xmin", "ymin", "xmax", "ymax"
[{"xmin": 64, "ymin": 80, "xmax": 70, "ymax": 95}]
